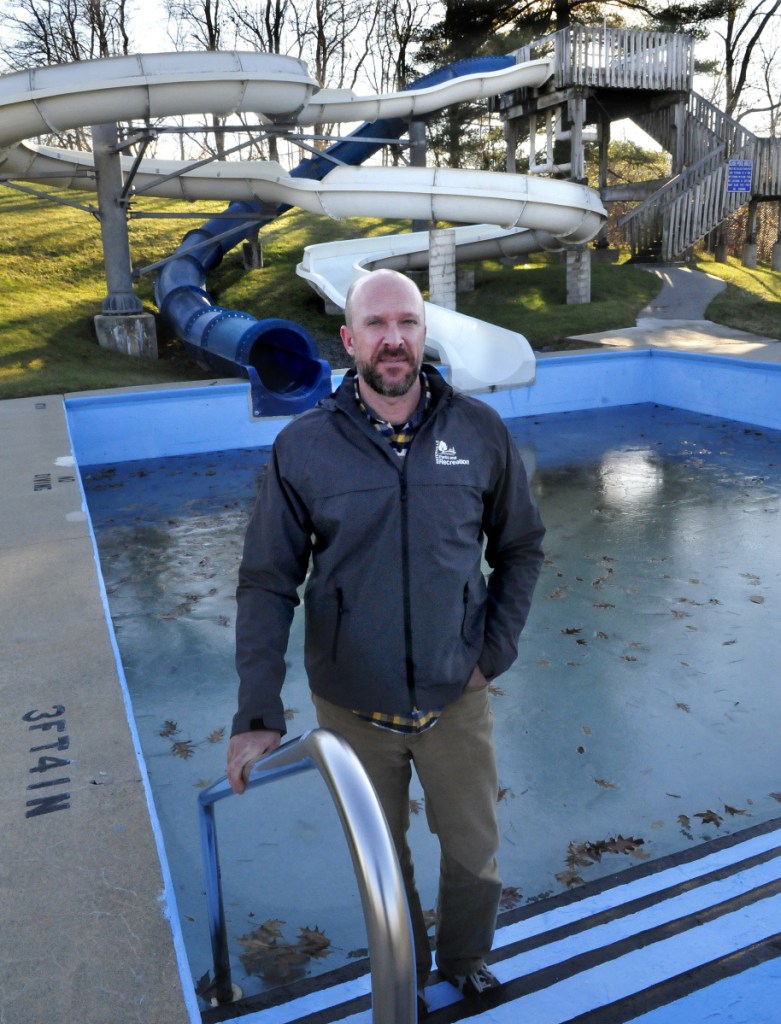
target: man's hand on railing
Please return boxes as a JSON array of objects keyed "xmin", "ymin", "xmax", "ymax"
[{"xmin": 227, "ymin": 730, "xmax": 282, "ymax": 794}]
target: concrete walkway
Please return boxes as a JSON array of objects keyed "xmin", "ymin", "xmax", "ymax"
[
  {"xmin": 0, "ymin": 394, "xmax": 190, "ymax": 1024},
  {"xmin": 568, "ymin": 264, "xmax": 781, "ymax": 363}
]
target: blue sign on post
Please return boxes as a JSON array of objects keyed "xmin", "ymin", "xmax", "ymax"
[{"xmin": 727, "ymin": 159, "xmax": 753, "ymax": 192}]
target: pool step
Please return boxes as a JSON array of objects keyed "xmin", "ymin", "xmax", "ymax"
[{"xmin": 202, "ymin": 816, "xmax": 781, "ymax": 1024}]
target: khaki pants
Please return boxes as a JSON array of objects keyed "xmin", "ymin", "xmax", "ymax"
[{"xmin": 313, "ymin": 687, "xmax": 501, "ymax": 987}]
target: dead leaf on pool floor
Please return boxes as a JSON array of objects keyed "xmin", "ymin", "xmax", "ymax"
[
  {"xmin": 724, "ymin": 804, "xmax": 749, "ymax": 817},
  {"xmin": 559, "ymin": 834, "xmax": 647, "ymax": 888},
  {"xmin": 237, "ymin": 919, "xmax": 332, "ymax": 982},
  {"xmin": 499, "ymin": 886, "xmax": 523, "ymax": 910},
  {"xmin": 555, "ymin": 868, "xmax": 585, "ymax": 889},
  {"xmin": 695, "ymin": 808, "xmax": 724, "ymax": 828}
]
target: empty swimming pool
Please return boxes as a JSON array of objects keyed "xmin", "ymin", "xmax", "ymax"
[{"xmin": 79, "ymin": 397, "xmax": 781, "ymax": 1014}]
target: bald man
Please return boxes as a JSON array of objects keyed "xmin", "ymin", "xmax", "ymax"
[{"xmin": 228, "ymin": 270, "xmax": 545, "ymax": 1010}]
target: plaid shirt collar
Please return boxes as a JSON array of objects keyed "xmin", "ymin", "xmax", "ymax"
[{"xmin": 353, "ymin": 371, "xmax": 431, "ymax": 455}]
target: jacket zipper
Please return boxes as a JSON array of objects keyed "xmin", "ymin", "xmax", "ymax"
[{"xmin": 399, "ymin": 461, "xmax": 416, "ymax": 707}]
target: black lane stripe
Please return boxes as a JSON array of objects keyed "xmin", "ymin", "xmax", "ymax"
[
  {"xmin": 422, "ymin": 879, "xmax": 781, "ymax": 1024},
  {"xmin": 561, "ymin": 932, "xmax": 781, "ymax": 1024},
  {"xmin": 422, "ymin": 934, "xmax": 781, "ymax": 1024},
  {"xmin": 495, "ymin": 877, "xmax": 781, "ymax": 1002},
  {"xmin": 490, "ymin": 844, "xmax": 781, "ymax": 964}
]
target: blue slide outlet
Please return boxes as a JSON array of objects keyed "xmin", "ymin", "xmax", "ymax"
[{"xmin": 155, "ymin": 57, "xmax": 513, "ymax": 416}]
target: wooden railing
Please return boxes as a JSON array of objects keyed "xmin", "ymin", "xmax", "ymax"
[
  {"xmin": 622, "ymin": 90, "xmax": 781, "ymax": 258},
  {"xmin": 619, "ymin": 146, "xmax": 728, "ymax": 256},
  {"xmin": 661, "ymin": 143, "xmax": 756, "ymax": 260},
  {"xmin": 638, "ymin": 93, "xmax": 755, "ymax": 168},
  {"xmin": 506, "ymin": 26, "xmax": 779, "ymax": 259},
  {"xmin": 512, "ymin": 26, "xmax": 694, "ymax": 93},
  {"xmin": 755, "ymin": 138, "xmax": 781, "ymax": 196},
  {"xmin": 556, "ymin": 26, "xmax": 694, "ymax": 91}
]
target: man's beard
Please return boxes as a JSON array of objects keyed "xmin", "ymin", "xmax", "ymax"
[{"xmin": 358, "ymin": 351, "xmax": 421, "ymax": 397}]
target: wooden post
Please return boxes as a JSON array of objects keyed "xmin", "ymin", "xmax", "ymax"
[
  {"xmin": 671, "ymin": 98, "xmax": 687, "ymax": 175},
  {"xmin": 410, "ymin": 120, "xmax": 428, "ymax": 233},
  {"xmin": 505, "ymin": 118, "xmax": 517, "ymax": 174},
  {"xmin": 568, "ymin": 91, "xmax": 586, "ymax": 182},
  {"xmin": 595, "ymin": 116, "xmax": 611, "ymax": 248},
  {"xmin": 742, "ymin": 198, "xmax": 759, "ymax": 268},
  {"xmin": 528, "ymin": 113, "xmax": 537, "ymax": 171}
]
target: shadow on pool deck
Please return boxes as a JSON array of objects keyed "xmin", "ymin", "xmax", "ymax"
[{"xmin": 2, "ymin": 269, "xmax": 780, "ymax": 1024}]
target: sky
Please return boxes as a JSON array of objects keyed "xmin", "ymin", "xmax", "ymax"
[{"xmin": 130, "ymin": 0, "xmax": 175, "ymax": 50}]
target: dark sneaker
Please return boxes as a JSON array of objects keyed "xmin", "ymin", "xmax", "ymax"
[{"xmin": 440, "ymin": 962, "xmax": 499, "ymax": 1000}]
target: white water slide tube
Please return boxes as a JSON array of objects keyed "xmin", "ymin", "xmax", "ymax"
[{"xmin": 0, "ymin": 50, "xmax": 607, "ymax": 393}]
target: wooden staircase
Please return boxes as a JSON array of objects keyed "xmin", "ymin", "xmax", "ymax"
[
  {"xmin": 622, "ymin": 93, "xmax": 778, "ymax": 261},
  {"xmin": 497, "ymin": 27, "xmax": 781, "ymax": 263}
]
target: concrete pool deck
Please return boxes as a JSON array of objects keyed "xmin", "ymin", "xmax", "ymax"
[
  {"xmin": 1, "ymin": 393, "xmax": 191, "ymax": 1024},
  {"xmin": 2, "ymin": 265, "xmax": 781, "ymax": 1023},
  {"xmin": 565, "ymin": 264, "xmax": 781, "ymax": 363}
]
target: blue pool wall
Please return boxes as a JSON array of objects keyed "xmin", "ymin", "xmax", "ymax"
[
  {"xmin": 66, "ymin": 349, "xmax": 781, "ymax": 466},
  {"xmin": 63, "ymin": 346, "xmax": 780, "ymax": 1024}
]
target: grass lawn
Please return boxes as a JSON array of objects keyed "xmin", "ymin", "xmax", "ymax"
[
  {"xmin": 694, "ymin": 254, "xmax": 781, "ymax": 340},
  {"xmin": 0, "ymin": 187, "xmax": 778, "ymax": 400}
]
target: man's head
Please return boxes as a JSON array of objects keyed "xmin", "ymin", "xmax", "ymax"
[{"xmin": 341, "ymin": 270, "xmax": 426, "ymax": 399}]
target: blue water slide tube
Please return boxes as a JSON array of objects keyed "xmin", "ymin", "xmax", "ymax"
[{"xmin": 154, "ymin": 56, "xmax": 514, "ymax": 416}]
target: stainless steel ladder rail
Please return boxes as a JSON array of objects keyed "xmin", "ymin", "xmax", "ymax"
[{"xmin": 198, "ymin": 728, "xmax": 417, "ymax": 1022}]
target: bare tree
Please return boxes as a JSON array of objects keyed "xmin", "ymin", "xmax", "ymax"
[
  {"xmin": 222, "ymin": 0, "xmax": 294, "ymax": 159},
  {"xmin": 164, "ymin": 0, "xmax": 233, "ymax": 157},
  {"xmin": 0, "ymin": 0, "xmax": 132, "ymax": 70},
  {"xmin": 365, "ymin": 0, "xmax": 439, "ymax": 94},
  {"xmin": 717, "ymin": 0, "xmax": 781, "ymax": 118},
  {"xmin": 0, "ymin": 0, "xmax": 133, "ymax": 150},
  {"xmin": 290, "ymin": 0, "xmax": 378, "ymax": 89},
  {"xmin": 755, "ymin": 35, "xmax": 781, "ymax": 136},
  {"xmin": 279, "ymin": 0, "xmax": 380, "ymax": 148},
  {"xmin": 164, "ymin": 0, "xmax": 229, "ymax": 50},
  {"xmin": 227, "ymin": 0, "xmax": 289, "ymax": 52}
]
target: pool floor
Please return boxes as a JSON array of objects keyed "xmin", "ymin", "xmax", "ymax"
[{"xmin": 81, "ymin": 402, "xmax": 781, "ymax": 1015}]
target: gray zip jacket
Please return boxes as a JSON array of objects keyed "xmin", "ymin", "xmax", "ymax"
[{"xmin": 232, "ymin": 366, "xmax": 545, "ymax": 737}]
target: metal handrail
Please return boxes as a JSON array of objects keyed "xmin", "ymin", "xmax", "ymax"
[{"xmin": 197, "ymin": 728, "xmax": 417, "ymax": 1022}]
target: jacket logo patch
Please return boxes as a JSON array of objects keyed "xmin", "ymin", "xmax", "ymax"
[{"xmin": 435, "ymin": 439, "xmax": 470, "ymax": 466}]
